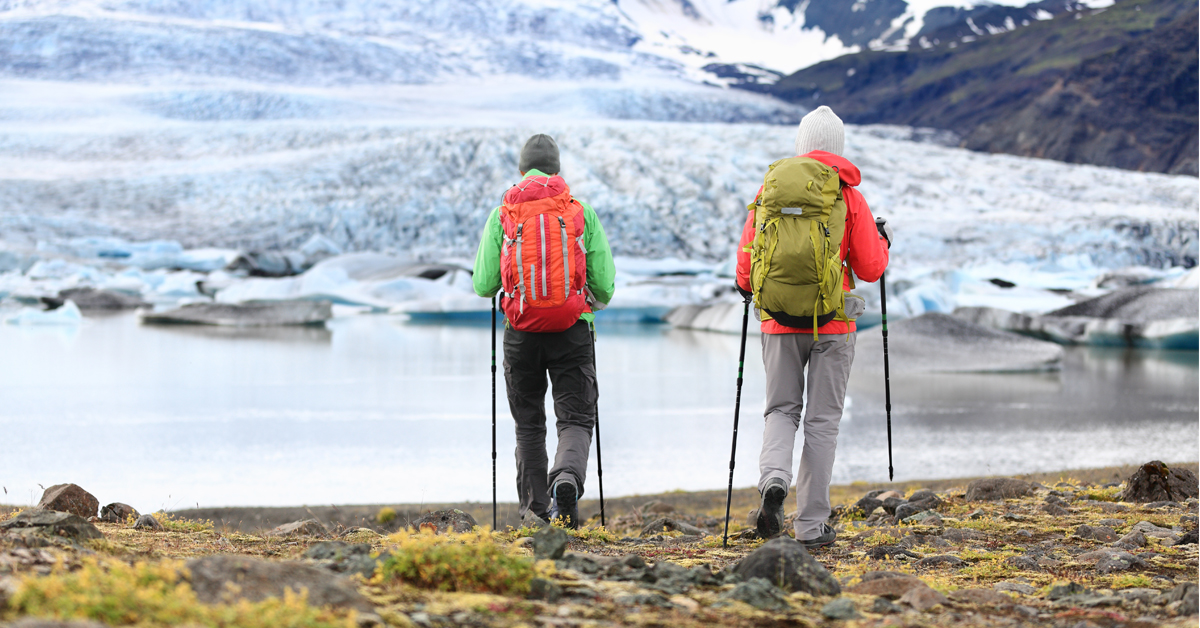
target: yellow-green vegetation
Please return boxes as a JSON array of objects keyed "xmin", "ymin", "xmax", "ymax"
[
  {"xmin": 376, "ymin": 529, "xmax": 533, "ymax": 595},
  {"xmin": 375, "ymin": 507, "xmax": 397, "ymax": 525},
  {"xmin": 3, "ymin": 558, "xmax": 356, "ymax": 628},
  {"xmin": 153, "ymin": 511, "xmax": 215, "ymax": 533}
]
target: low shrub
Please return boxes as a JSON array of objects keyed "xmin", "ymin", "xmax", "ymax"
[{"xmin": 378, "ymin": 529, "xmax": 532, "ymax": 595}]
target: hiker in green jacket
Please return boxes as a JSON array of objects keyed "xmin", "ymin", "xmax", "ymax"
[{"xmin": 473, "ymin": 134, "xmax": 616, "ymax": 528}]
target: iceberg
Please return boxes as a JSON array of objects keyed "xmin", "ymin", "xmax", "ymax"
[
  {"xmin": 140, "ymin": 300, "xmax": 333, "ymax": 327},
  {"xmin": 4, "ymin": 301, "xmax": 83, "ymax": 325}
]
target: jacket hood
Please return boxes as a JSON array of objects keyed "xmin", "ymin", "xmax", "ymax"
[{"xmin": 802, "ymin": 151, "xmax": 860, "ymax": 187}]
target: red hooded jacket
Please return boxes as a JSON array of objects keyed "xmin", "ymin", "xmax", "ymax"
[{"xmin": 735, "ymin": 151, "xmax": 889, "ymax": 335}]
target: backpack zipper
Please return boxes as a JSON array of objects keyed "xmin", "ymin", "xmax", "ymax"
[
  {"xmin": 558, "ymin": 216, "xmax": 570, "ymax": 299},
  {"xmin": 539, "ymin": 215, "xmax": 548, "ymax": 298}
]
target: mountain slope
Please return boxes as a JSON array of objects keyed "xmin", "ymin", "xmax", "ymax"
[{"xmin": 767, "ymin": 0, "xmax": 1198, "ymax": 175}]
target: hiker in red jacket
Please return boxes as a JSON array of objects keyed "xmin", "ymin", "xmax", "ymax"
[{"xmin": 735, "ymin": 106, "xmax": 892, "ymax": 547}]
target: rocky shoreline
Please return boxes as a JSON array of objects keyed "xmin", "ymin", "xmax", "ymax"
[{"xmin": 0, "ymin": 461, "xmax": 1196, "ymax": 628}]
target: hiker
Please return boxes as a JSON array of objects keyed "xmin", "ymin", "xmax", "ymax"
[
  {"xmin": 735, "ymin": 106, "xmax": 892, "ymax": 547},
  {"xmin": 473, "ymin": 134, "xmax": 616, "ymax": 529}
]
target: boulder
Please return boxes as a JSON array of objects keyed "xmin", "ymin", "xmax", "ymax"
[
  {"xmin": 964, "ymin": 478, "xmax": 1034, "ymax": 501},
  {"xmin": 411, "ymin": 509, "xmax": 476, "ymax": 534},
  {"xmin": 1118, "ymin": 461, "xmax": 1199, "ymax": 503},
  {"xmin": 733, "ymin": 536, "xmax": 840, "ymax": 595},
  {"xmin": 531, "ymin": 526, "xmax": 569, "ymax": 561},
  {"xmin": 852, "ymin": 496, "xmax": 882, "ymax": 517},
  {"xmin": 1074, "ymin": 525, "xmax": 1119, "ymax": 543},
  {"xmin": 134, "ymin": 515, "xmax": 164, "ymax": 531},
  {"xmin": 821, "ymin": 597, "xmax": 860, "ymax": 620},
  {"xmin": 183, "ymin": 555, "xmax": 372, "ymax": 612},
  {"xmin": 57, "ymin": 287, "xmax": 147, "ymax": 310},
  {"xmin": 99, "ymin": 503, "xmax": 139, "ymax": 523},
  {"xmin": 1114, "ymin": 530, "xmax": 1147, "ymax": 548},
  {"xmin": 266, "ymin": 519, "xmax": 327, "ymax": 538},
  {"xmin": 846, "ymin": 573, "xmax": 925, "ymax": 599},
  {"xmin": 36, "ymin": 484, "xmax": 99, "ymax": 518},
  {"xmin": 0, "ymin": 509, "xmax": 103, "ymax": 543},
  {"xmin": 1164, "ymin": 582, "xmax": 1198, "ymax": 616},
  {"xmin": 640, "ymin": 517, "xmax": 707, "ymax": 537},
  {"xmin": 1173, "ymin": 529, "xmax": 1198, "ymax": 546},
  {"xmin": 1077, "ymin": 549, "xmax": 1142, "ymax": 573},
  {"xmin": 717, "ymin": 578, "xmax": 790, "ymax": 612},
  {"xmin": 899, "ymin": 584, "xmax": 948, "ymax": 611},
  {"xmin": 1130, "ymin": 520, "xmax": 1179, "ymax": 540}
]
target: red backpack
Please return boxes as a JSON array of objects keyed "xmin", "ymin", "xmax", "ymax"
[{"xmin": 498, "ymin": 175, "xmax": 589, "ymax": 332}]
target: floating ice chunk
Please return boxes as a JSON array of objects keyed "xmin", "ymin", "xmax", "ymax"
[
  {"xmin": 141, "ymin": 300, "xmax": 332, "ymax": 327},
  {"xmin": 4, "ymin": 300, "xmax": 82, "ymax": 325},
  {"xmin": 855, "ymin": 312, "xmax": 1063, "ymax": 373},
  {"xmin": 152, "ymin": 271, "xmax": 205, "ymax": 298}
]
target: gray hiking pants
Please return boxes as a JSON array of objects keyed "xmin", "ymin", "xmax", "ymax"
[
  {"xmin": 758, "ymin": 331, "xmax": 855, "ymax": 541},
  {"xmin": 503, "ymin": 319, "xmax": 597, "ymax": 520}
]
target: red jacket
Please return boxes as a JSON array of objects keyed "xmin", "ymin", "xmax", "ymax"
[{"xmin": 736, "ymin": 151, "xmax": 889, "ymax": 335}]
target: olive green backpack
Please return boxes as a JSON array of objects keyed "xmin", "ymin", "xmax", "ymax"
[{"xmin": 749, "ymin": 157, "xmax": 851, "ymax": 336}]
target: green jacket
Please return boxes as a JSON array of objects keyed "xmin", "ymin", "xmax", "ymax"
[{"xmin": 472, "ymin": 170, "xmax": 616, "ymax": 323}]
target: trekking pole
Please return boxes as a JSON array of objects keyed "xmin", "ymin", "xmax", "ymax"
[
  {"xmin": 879, "ymin": 268, "xmax": 895, "ymax": 482},
  {"xmin": 590, "ymin": 321, "xmax": 606, "ymax": 527},
  {"xmin": 491, "ymin": 297, "xmax": 498, "ymax": 530},
  {"xmin": 722, "ymin": 296, "xmax": 752, "ymax": 548}
]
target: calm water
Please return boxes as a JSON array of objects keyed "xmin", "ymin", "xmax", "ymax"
[{"xmin": 0, "ymin": 313, "xmax": 1195, "ymax": 509}]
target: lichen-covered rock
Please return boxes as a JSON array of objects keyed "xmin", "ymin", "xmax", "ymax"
[
  {"xmin": 133, "ymin": 515, "xmax": 164, "ymax": 531},
  {"xmin": 733, "ymin": 536, "xmax": 840, "ymax": 596},
  {"xmin": 821, "ymin": 597, "xmax": 860, "ymax": 619},
  {"xmin": 411, "ymin": 509, "xmax": 476, "ymax": 534},
  {"xmin": 532, "ymin": 526, "xmax": 569, "ymax": 560},
  {"xmin": 718, "ymin": 577, "xmax": 790, "ymax": 612},
  {"xmin": 184, "ymin": 555, "xmax": 372, "ymax": 611},
  {"xmin": 1074, "ymin": 525, "xmax": 1119, "ymax": 543},
  {"xmin": 1119, "ymin": 461, "xmax": 1199, "ymax": 503},
  {"xmin": 0, "ymin": 509, "xmax": 103, "ymax": 543},
  {"xmin": 964, "ymin": 478, "xmax": 1034, "ymax": 501},
  {"xmin": 899, "ymin": 584, "xmax": 948, "ymax": 611},
  {"xmin": 36, "ymin": 484, "xmax": 99, "ymax": 519},
  {"xmin": 99, "ymin": 503, "xmax": 139, "ymax": 523}
]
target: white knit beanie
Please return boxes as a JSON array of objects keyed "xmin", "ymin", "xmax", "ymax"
[{"xmin": 794, "ymin": 106, "xmax": 844, "ymax": 156}]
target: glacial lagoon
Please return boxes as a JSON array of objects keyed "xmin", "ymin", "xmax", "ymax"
[{"xmin": 0, "ymin": 312, "xmax": 1196, "ymax": 509}]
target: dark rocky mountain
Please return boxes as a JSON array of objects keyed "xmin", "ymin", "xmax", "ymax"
[{"xmin": 767, "ymin": 0, "xmax": 1198, "ymax": 176}]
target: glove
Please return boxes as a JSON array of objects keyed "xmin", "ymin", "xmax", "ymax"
[
  {"xmin": 735, "ymin": 282, "xmax": 753, "ymax": 302},
  {"xmin": 875, "ymin": 217, "xmax": 893, "ymax": 249}
]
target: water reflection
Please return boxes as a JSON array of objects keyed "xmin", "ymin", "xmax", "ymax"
[{"xmin": 0, "ymin": 314, "xmax": 1194, "ymax": 508}]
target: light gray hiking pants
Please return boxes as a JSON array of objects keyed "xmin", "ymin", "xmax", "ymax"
[
  {"xmin": 503, "ymin": 320, "xmax": 597, "ymax": 520},
  {"xmin": 758, "ymin": 331, "xmax": 855, "ymax": 541}
]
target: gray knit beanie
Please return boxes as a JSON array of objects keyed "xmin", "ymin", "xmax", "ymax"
[
  {"xmin": 519, "ymin": 134, "xmax": 560, "ymax": 174},
  {"xmin": 794, "ymin": 106, "xmax": 844, "ymax": 156}
]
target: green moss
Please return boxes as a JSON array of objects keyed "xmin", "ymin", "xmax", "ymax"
[{"xmin": 378, "ymin": 529, "xmax": 533, "ymax": 595}]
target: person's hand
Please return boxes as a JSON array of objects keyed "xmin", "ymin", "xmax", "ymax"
[
  {"xmin": 875, "ymin": 217, "xmax": 893, "ymax": 249},
  {"xmin": 735, "ymin": 282, "xmax": 753, "ymax": 302}
]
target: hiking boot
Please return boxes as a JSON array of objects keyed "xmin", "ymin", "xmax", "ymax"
[
  {"xmin": 800, "ymin": 523, "xmax": 837, "ymax": 549},
  {"xmin": 756, "ymin": 478, "xmax": 787, "ymax": 539},
  {"xmin": 549, "ymin": 480, "xmax": 580, "ymax": 529},
  {"xmin": 521, "ymin": 510, "xmax": 549, "ymax": 530}
]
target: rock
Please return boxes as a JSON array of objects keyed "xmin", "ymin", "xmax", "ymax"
[
  {"xmin": 1119, "ymin": 461, "xmax": 1199, "ymax": 503},
  {"xmin": 893, "ymin": 502, "xmax": 927, "ymax": 521},
  {"xmin": 875, "ymin": 490, "xmax": 903, "ymax": 501},
  {"xmin": 1080, "ymin": 500, "xmax": 1130, "ymax": 513},
  {"xmin": 1048, "ymin": 582, "xmax": 1088, "ymax": 600},
  {"xmin": 532, "ymin": 526, "xmax": 569, "ymax": 560},
  {"xmin": 941, "ymin": 528, "xmax": 989, "ymax": 542},
  {"xmin": 899, "ymin": 584, "xmax": 948, "ymax": 611},
  {"xmin": 846, "ymin": 573, "xmax": 925, "ymax": 599},
  {"xmin": 1164, "ymin": 582, "xmax": 1198, "ymax": 616},
  {"xmin": 266, "ymin": 519, "xmax": 327, "ymax": 538},
  {"xmin": 1074, "ymin": 525, "xmax": 1119, "ymax": 543},
  {"xmin": 58, "ymin": 287, "xmax": 147, "ymax": 310},
  {"xmin": 732, "ymin": 536, "xmax": 841, "ymax": 595},
  {"xmin": 640, "ymin": 501, "xmax": 675, "ymax": 514},
  {"xmin": 964, "ymin": 478, "xmax": 1034, "ymax": 501},
  {"xmin": 1040, "ymin": 503, "xmax": 1070, "ymax": 516},
  {"xmin": 134, "ymin": 514, "xmax": 164, "ymax": 531},
  {"xmin": 1117, "ymin": 588, "xmax": 1162, "ymax": 605},
  {"xmin": 1131, "ymin": 520, "xmax": 1179, "ymax": 540},
  {"xmin": 1115, "ymin": 530, "xmax": 1147, "ymax": 548},
  {"xmin": 1078, "ymin": 549, "xmax": 1141, "ymax": 573},
  {"xmin": 821, "ymin": 597, "xmax": 860, "ymax": 620},
  {"xmin": 99, "ymin": 503, "xmax": 139, "ymax": 523},
  {"xmin": 915, "ymin": 554, "xmax": 964, "ymax": 568},
  {"xmin": 900, "ymin": 510, "xmax": 942, "ymax": 525},
  {"xmin": 410, "ymin": 509, "xmax": 476, "ymax": 534},
  {"xmin": 35, "ymin": 484, "xmax": 99, "ymax": 518},
  {"xmin": 640, "ymin": 517, "xmax": 707, "ymax": 537},
  {"xmin": 614, "ymin": 592, "xmax": 673, "ymax": 607},
  {"xmin": 881, "ymin": 497, "xmax": 906, "ymax": 515},
  {"xmin": 951, "ymin": 588, "xmax": 1012, "ymax": 605},
  {"xmin": 853, "ymin": 496, "xmax": 882, "ymax": 517},
  {"xmin": 557, "ymin": 552, "xmax": 602, "ymax": 575},
  {"xmin": 0, "ymin": 509, "xmax": 103, "ymax": 543},
  {"xmin": 1173, "ymin": 529, "xmax": 1198, "ymax": 546},
  {"xmin": 527, "ymin": 578, "xmax": 563, "ymax": 602},
  {"xmin": 717, "ymin": 577, "xmax": 790, "ymax": 612},
  {"xmin": 866, "ymin": 545, "xmax": 921, "ymax": 560},
  {"xmin": 1054, "ymin": 594, "xmax": 1125, "ymax": 609},
  {"xmin": 184, "ymin": 555, "xmax": 372, "ymax": 611},
  {"xmin": 994, "ymin": 581, "xmax": 1036, "ymax": 595},
  {"xmin": 303, "ymin": 541, "xmax": 382, "ymax": 578},
  {"xmin": 141, "ymin": 300, "xmax": 333, "ymax": 327},
  {"xmin": 871, "ymin": 597, "xmax": 904, "ymax": 614},
  {"xmin": 1004, "ymin": 555, "xmax": 1038, "ymax": 570}
]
